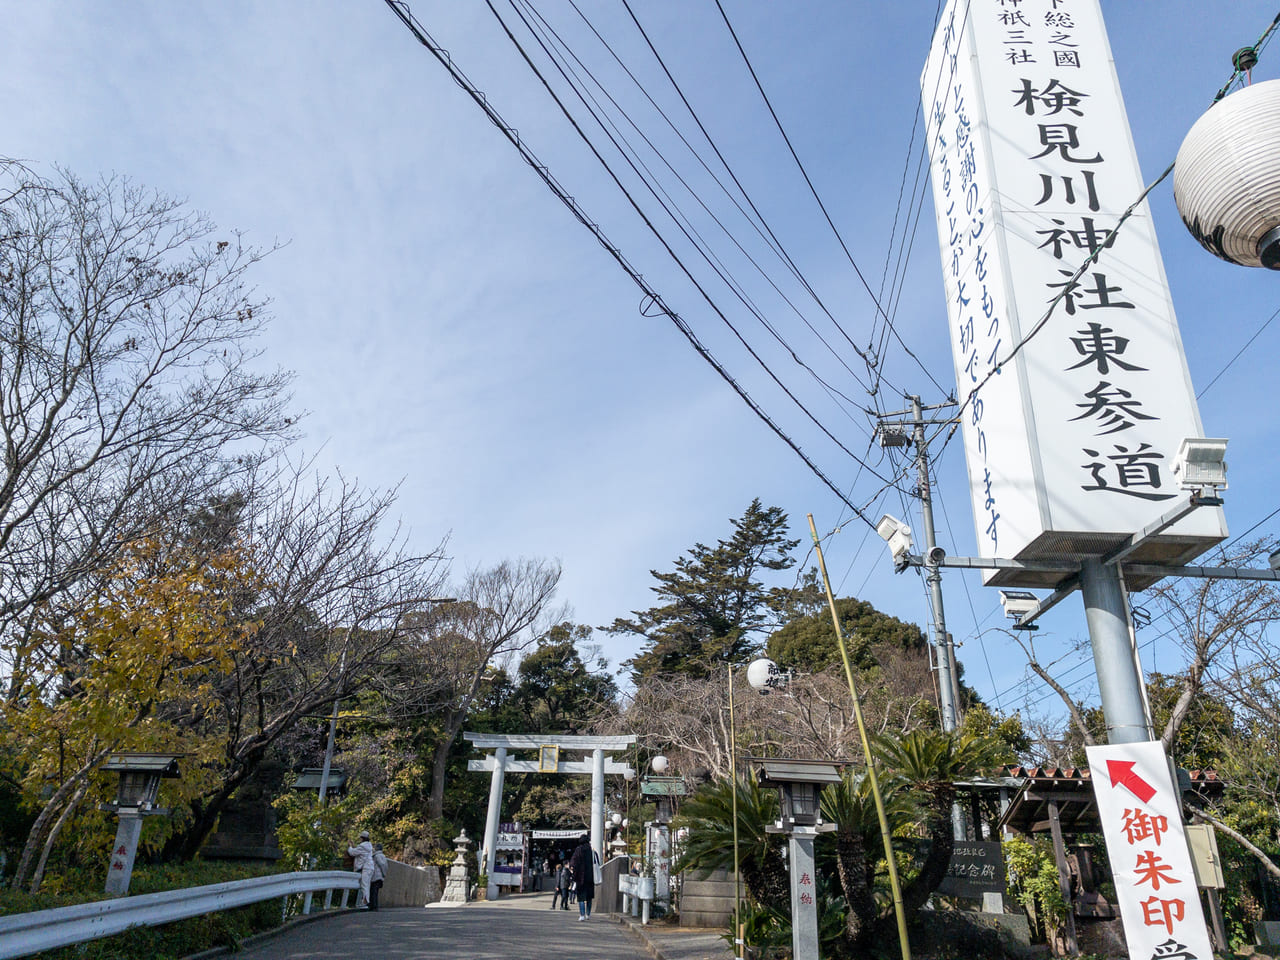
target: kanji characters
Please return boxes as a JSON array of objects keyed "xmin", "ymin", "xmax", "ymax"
[{"xmin": 1122, "ymin": 809, "xmax": 1170, "ymax": 847}]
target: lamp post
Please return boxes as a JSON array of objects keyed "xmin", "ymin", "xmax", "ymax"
[
  {"xmin": 752, "ymin": 758, "xmax": 842, "ymax": 960},
  {"xmin": 728, "ymin": 664, "xmax": 742, "ymax": 960},
  {"xmin": 624, "ymin": 763, "xmax": 635, "ymax": 856},
  {"xmin": 640, "ymin": 756, "xmax": 684, "ymax": 907}
]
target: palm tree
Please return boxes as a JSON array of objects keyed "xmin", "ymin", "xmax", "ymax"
[
  {"xmin": 675, "ymin": 776, "xmax": 788, "ymax": 905},
  {"xmin": 820, "ymin": 769, "xmax": 918, "ymax": 945},
  {"xmin": 873, "ymin": 728, "xmax": 1007, "ymax": 913}
]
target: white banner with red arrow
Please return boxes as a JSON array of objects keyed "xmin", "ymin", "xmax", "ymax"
[{"xmin": 1086, "ymin": 740, "xmax": 1213, "ymax": 960}]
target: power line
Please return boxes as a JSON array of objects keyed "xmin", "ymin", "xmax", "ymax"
[
  {"xmin": 712, "ymin": 0, "xmax": 952, "ymax": 401},
  {"xmin": 381, "ymin": 0, "xmax": 881, "ymax": 527},
  {"xmin": 1197, "ymin": 302, "xmax": 1280, "ymax": 399},
  {"xmin": 486, "ymin": 0, "xmax": 897, "ymax": 484},
  {"xmin": 532, "ymin": 0, "xmax": 885, "ymax": 409},
  {"xmin": 622, "ymin": 0, "xmax": 881, "ymax": 385}
]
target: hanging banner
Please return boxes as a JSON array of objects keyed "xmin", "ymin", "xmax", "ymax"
[
  {"xmin": 921, "ymin": 0, "xmax": 1226, "ymax": 587},
  {"xmin": 1086, "ymin": 741, "xmax": 1213, "ymax": 960}
]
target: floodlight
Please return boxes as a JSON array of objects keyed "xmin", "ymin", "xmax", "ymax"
[
  {"xmin": 876, "ymin": 514, "xmax": 914, "ymax": 572},
  {"xmin": 1172, "ymin": 437, "xmax": 1228, "ymax": 492},
  {"xmin": 999, "ymin": 590, "xmax": 1039, "ymax": 621}
]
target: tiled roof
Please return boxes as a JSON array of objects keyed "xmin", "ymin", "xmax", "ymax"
[
  {"xmin": 996, "ymin": 763, "xmax": 1223, "ymax": 836},
  {"xmin": 999, "ymin": 764, "xmax": 1222, "ymax": 785}
]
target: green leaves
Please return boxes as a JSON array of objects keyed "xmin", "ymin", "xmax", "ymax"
[{"xmin": 614, "ymin": 500, "xmax": 799, "ymax": 681}]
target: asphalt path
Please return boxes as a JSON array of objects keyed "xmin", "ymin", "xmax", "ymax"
[{"xmin": 225, "ymin": 892, "xmax": 684, "ymax": 960}]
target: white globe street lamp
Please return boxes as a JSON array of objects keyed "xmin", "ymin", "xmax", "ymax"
[{"xmin": 651, "ymin": 755, "xmax": 669, "ymax": 775}]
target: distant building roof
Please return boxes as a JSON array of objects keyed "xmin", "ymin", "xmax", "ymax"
[{"xmin": 291, "ymin": 768, "xmax": 348, "ymax": 792}]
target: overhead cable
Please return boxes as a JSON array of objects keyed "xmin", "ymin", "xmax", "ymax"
[
  {"xmin": 712, "ymin": 0, "xmax": 951, "ymax": 400},
  {"xmin": 381, "ymin": 0, "xmax": 880, "ymax": 527},
  {"xmin": 486, "ymin": 0, "xmax": 894, "ymax": 481},
  {"xmin": 557, "ymin": 0, "xmax": 885, "ymax": 402},
  {"xmin": 507, "ymin": 0, "xmax": 879, "ymax": 429}
]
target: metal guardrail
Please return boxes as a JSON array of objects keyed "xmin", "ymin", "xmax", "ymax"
[
  {"xmin": 618, "ymin": 873, "xmax": 656, "ymax": 924},
  {"xmin": 0, "ymin": 870, "xmax": 361, "ymax": 960}
]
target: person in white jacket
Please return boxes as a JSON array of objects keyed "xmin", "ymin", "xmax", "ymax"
[
  {"xmin": 347, "ymin": 831, "xmax": 375, "ymax": 908},
  {"xmin": 370, "ymin": 844, "xmax": 389, "ymax": 910}
]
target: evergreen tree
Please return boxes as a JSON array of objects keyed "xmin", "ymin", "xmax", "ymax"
[
  {"xmin": 766, "ymin": 594, "xmax": 928, "ymax": 674},
  {"xmin": 610, "ymin": 500, "xmax": 799, "ymax": 681},
  {"xmin": 512, "ymin": 623, "xmax": 618, "ymax": 734}
]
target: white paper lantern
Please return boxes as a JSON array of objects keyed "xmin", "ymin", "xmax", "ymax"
[
  {"xmin": 746, "ymin": 657, "xmax": 779, "ymax": 693},
  {"xmin": 1174, "ymin": 78, "xmax": 1280, "ymax": 269},
  {"xmin": 651, "ymin": 755, "xmax": 669, "ymax": 774}
]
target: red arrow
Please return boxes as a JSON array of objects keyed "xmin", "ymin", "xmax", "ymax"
[{"xmin": 1106, "ymin": 759, "xmax": 1156, "ymax": 803}]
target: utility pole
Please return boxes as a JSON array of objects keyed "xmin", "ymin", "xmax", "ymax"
[
  {"xmin": 910, "ymin": 395, "xmax": 959, "ymax": 734},
  {"xmin": 879, "ymin": 396, "xmax": 960, "ymax": 734}
]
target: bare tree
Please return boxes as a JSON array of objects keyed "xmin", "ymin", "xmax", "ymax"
[
  {"xmin": 0, "ymin": 163, "xmax": 294, "ymax": 694},
  {"xmin": 1014, "ymin": 544, "xmax": 1280, "ymax": 878},
  {"xmin": 161, "ymin": 463, "xmax": 449, "ymax": 859},
  {"xmin": 621, "ymin": 648, "xmax": 938, "ymax": 780},
  {"xmin": 396, "ymin": 559, "xmax": 565, "ymax": 820},
  {"xmin": 1017, "ymin": 542, "xmax": 1280, "ymax": 756}
]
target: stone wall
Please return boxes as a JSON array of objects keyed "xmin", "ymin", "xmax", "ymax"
[
  {"xmin": 381, "ymin": 859, "xmax": 442, "ymax": 907},
  {"xmin": 679, "ymin": 867, "xmax": 744, "ymax": 928}
]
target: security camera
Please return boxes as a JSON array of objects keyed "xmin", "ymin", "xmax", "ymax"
[
  {"xmin": 1172, "ymin": 437, "xmax": 1228, "ymax": 492},
  {"xmin": 926, "ymin": 546, "xmax": 946, "ymax": 566},
  {"xmin": 876, "ymin": 514, "xmax": 915, "ymax": 573}
]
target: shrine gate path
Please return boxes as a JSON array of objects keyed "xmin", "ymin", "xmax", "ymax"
[{"xmin": 220, "ymin": 889, "xmax": 733, "ymax": 960}]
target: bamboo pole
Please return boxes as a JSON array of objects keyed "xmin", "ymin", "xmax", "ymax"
[{"xmin": 808, "ymin": 513, "xmax": 911, "ymax": 960}]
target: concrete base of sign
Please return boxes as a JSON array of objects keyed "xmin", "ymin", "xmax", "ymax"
[
  {"xmin": 1076, "ymin": 917, "xmax": 1127, "ymax": 958},
  {"xmin": 104, "ymin": 813, "xmax": 144, "ymax": 896}
]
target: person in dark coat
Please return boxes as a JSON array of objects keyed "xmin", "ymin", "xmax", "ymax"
[
  {"xmin": 568, "ymin": 835, "xmax": 596, "ymax": 920},
  {"xmin": 550, "ymin": 860, "xmax": 571, "ymax": 909}
]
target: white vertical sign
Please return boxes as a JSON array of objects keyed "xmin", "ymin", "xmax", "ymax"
[
  {"xmin": 921, "ymin": 0, "xmax": 1225, "ymax": 584},
  {"xmin": 1086, "ymin": 741, "xmax": 1213, "ymax": 960}
]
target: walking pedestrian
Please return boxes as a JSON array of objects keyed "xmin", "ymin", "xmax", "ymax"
[
  {"xmin": 369, "ymin": 843, "xmax": 389, "ymax": 910},
  {"xmin": 347, "ymin": 831, "xmax": 376, "ymax": 909},
  {"xmin": 550, "ymin": 861, "xmax": 570, "ymax": 910},
  {"xmin": 568, "ymin": 834, "xmax": 597, "ymax": 921}
]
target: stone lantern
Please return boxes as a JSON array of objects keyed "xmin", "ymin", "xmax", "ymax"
[
  {"xmin": 753, "ymin": 758, "xmax": 843, "ymax": 960},
  {"xmin": 100, "ymin": 752, "xmax": 182, "ymax": 895}
]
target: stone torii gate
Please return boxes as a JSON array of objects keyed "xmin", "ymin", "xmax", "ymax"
[{"xmin": 464, "ymin": 733, "xmax": 636, "ymax": 900}]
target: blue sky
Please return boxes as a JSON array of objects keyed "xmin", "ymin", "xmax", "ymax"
[{"xmin": 5, "ymin": 2, "xmax": 1278, "ymax": 727}]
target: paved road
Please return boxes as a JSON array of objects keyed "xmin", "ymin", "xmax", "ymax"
[{"xmin": 225, "ymin": 890, "xmax": 734, "ymax": 960}]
